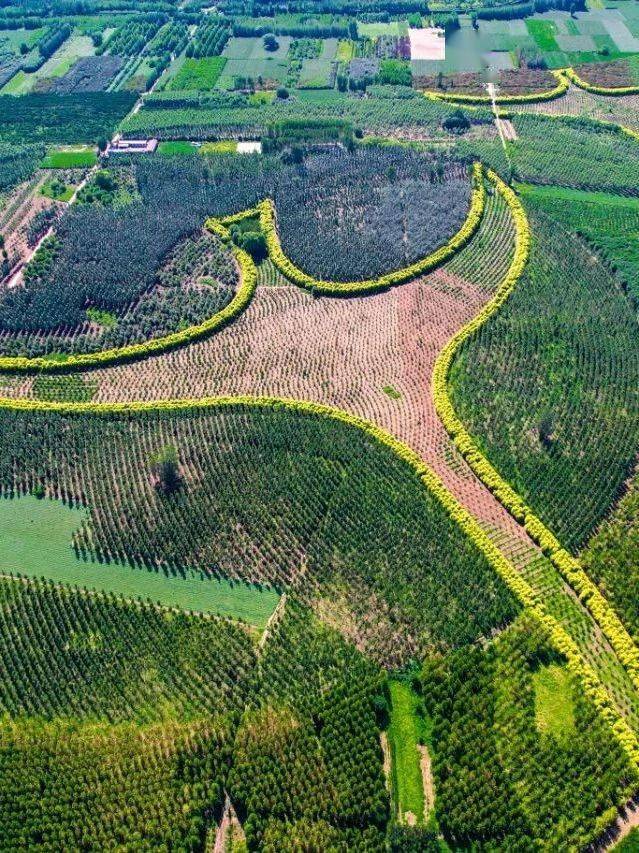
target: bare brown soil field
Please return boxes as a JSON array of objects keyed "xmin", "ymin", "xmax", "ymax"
[{"xmin": 573, "ymin": 59, "xmax": 639, "ymax": 89}]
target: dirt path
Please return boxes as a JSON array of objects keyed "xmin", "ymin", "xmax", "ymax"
[
  {"xmin": 418, "ymin": 745, "xmax": 434, "ymax": 821},
  {"xmin": 592, "ymin": 796, "xmax": 639, "ymax": 851},
  {"xmin": 4, "ymin": 164, "xmax": 98, "ymax": 290}
]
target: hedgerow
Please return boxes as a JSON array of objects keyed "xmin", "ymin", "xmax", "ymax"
[
  {"xmin": 424, "ymin": 69, "xmax": 569, "ymax": 105},
  {"xmin": 565, "ymin": 66, "xmax": 639, "ymax": 97},
  {"xmin": 436, "ymin": 172, "xmax": 639, "ymax": 705},
  {"xmin": 260, "ymin": 161, "xmax": 485, "ymax": 294},
  {"xmin": 0, "ymin": 403, "xmax": 520, "ymax": 666},
  {"xmin": 422, "ymin": 611, "xmax": 637, "ymax": 849},
  {"xmin": 1, "ymin": 229, "xmax": 240, "ymax": 360},
  {"xmin": 0, "ymin": 148, "xmax": 477, "ymax": 368}
]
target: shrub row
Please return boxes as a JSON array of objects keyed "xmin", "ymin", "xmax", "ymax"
[
  {"xmin": 259, "ymin": 162, "xmax": 486, "ymax": 295},
  {"xmin": 433, "ymin": 168, "xmax": 639, "ymax": 709},
  {"xmin": 0, "ymin": 223, "xmax": 257, "ymax": 375},
  {"xmin": 425, "ymin": 70, "xmax": 569, "ymax": 105},
  {"xmin": 565, "ymin": 66, "xmax": 639, "ymax": 97},
  {"xmin": 0, "ymin": 388, "xmax": 636, "ymax": 771}
]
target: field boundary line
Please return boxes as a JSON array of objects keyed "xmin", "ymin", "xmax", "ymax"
[
  {"xmin": 258, "ymin": 162, "xmax": 485, "ymax": 295},
  {"xmin": 0, "ymin": 391, "xmax": 638, "ymax": 776},
  {"xmin": 422, "ymin": 69, "xmax": 569, "ymax": 106},
  {"xmin": 433, "ymin": 167, "xmax": 639, "ymax": 697},
  {"xmin": 0, "ymin": 223, "xmax": 257, "ymax": 375},
  {"xmin": 0, "ymin": 164, "xmax": 485, "ymax": 372},
  {"xmin": 565, "ymin": 66, "xmax": 639, "ymax": 96}
]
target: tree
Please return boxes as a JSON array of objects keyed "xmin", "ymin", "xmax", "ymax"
[
  {"xmin": 263, "ymin": 33, "xmax": 279, "ymax": 52},
  {"xmin": 538, "ymin": 412, "xmax": 555, "ymax": 449},
  {"xmin": 337, "ymin": 73, "xmax": 348, "ymax": 92},
  {"xmin": 19, "ymin": 42, "xmax": 29, "ymax": 55},
  {"xmin": 97, "ymin": 136, "xmax": 108, "ymax": 153},
  {"xmin": 151, "ymin": 446, "xmax": 182, "ymax": 495},
  {"xmin": 276, "ymin": 87, "xmax": 289, "ymax": 100},
  {"xmin": 348, "ymin": 19, "xmax": 358, "ymax": 40},
  {"xmin": 442, "ymin": 109, "xmax": 470, "ymax": 132}
]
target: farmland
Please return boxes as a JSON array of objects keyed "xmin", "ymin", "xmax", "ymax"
[{"xmin": 4, "ymin": 0, "xmax": 639, "ymax": 849}]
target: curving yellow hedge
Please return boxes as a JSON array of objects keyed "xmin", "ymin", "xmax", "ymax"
[
  {"xmin": 424, "ymin": 70, "xmax": 569, "ymax": 105},
  {"xmin": 2, "ymin": 388, "xmax": 638, "ymax": 770},
  {"xmin": 565, "ymin": 66, "xmax": 639, "ymax": 96},
  {"xmin": 260, "ymin": 162, "xmax": 486, "ymax": 295},
  {"xmin": 0, "ymin": 169, "xmax": 485, "ymax": 373},
  {"xmin": 434, "ymin": 167, "xmax": 639, "ymax": 700},
  {"xmin": 0, "ymin": 219, "xmax": 258, "ymax": 376}
]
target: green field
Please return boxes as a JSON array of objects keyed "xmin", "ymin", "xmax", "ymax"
[
  {"xmin": 41, "ymin": 180, "xmax": 75, "ymax": 201},
  {"xmin": 157, "ymin": 140, "xmax": 198, "ymax": 154},
  {"xmin": 387, "ymin": 680, "xmax": 431, "ymax": 825},
  {"xmin": 1, "ymin": 33, "xmax": 95, "ymax": 94},
  {"xmin": 533, "ymin": 664, "xmax": 576, "ymax": 741},
  {"xmin": 0, "ymin": 495, "xmax": 279, "ymax": 626},
  {"xmin": 41, "ymin": 147, "xmax": 98, "ymax": 168},
  {"xmin": 169, "ymin": 56, "xmax": 227, "ymax": 90}
]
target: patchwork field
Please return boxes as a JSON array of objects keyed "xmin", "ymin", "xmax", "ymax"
[{"xmin": 4, "ymin": 3, "xmax": 639, "ymax": 848}]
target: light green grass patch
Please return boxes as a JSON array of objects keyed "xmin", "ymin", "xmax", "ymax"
[
  {"xmin": 41, "ymin": 148, "xmax": 97, "ymax": 169},
  {"xmin": 248, "ymin": 89, "xmax": 275, "ymax": 104},
  {"xmin": 0, "ymin": 70, "xmax": 31, "ymax": 95},
  {"xmin": 526, "ymin": 18, "xmax": 560, "ymax": 52},
  {"xmin": 0, "ymin": 495, "xmax": 279, "ymax": 627},
  {"xmin": 158, "ymin": 140, "xmax": 198, "ymax": 155},
  {"xmin": 86, "ymin": 306, "xmax": 117, "ymax": 327},
  {"xmin": 383, "ymin": 385, "xmax": 402, "ymax": 399},
  {"xmin": 200, "ymin": 140, "xmax": 238, "ymax": 153},
  {"xmin": 336, "ymin": 39, "xmax": 355, "ymax": 62},
  {"xmin": 169, "ymin": 56, "xmax": 227, "ymax": 91},
  {"xmin": 533, "ymin": 663, "xmax": 576, "ymax": 741},
  {"xmin": 357, "ymin": 21, "xmax": 405, "ymax": 38},
  {"xmin": 616, "ymin": 828, "xmax": 639, "ymax": 852},
  {"xmin": 387, "ymin": 680, "xmax": 431, "ymax": 825},
  {"xmin": 41, "ymin": 180, "xmax": 74, "ymax": 202}
]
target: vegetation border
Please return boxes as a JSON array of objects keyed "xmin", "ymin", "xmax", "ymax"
[
  {"xmin": 433, "ymin": 167, "xmax": 639, "ymax": 699},
  {"xmin": 0, "ymin": 163, "xmax": 486, "ymax": 373},
  {"xmin": 0, "ymin": 227, "xmax": 258, "ymax": 376},
  {"xmin": 423, "ymin": 70, "xmax": 569, "ymax": 106},
  {"xmin": 0, "ymin": 391, "xmax": 637, "ymax": 778},
  {"xmin": 565, "ymin": 66, "xmax": 639, "ymax": 97},
  {"xmin": 257, "ymin": 162, "xmax": 486, "ymax": 295}
]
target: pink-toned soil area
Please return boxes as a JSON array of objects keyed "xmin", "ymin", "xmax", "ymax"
[{"xmin": 65, "ymin": 269, "xmax": 530, "ymax": 556}]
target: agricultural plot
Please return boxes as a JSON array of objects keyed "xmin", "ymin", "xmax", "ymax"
[
  {"xmin": 6, "ymin": 2, "xmax": 639, "ymax": 848},
  {"xmin": 0, "ymin": 495, "xmax": 278, "ymax": 624},
  {"xmin": 51, "ymin": 55, "xmax": 124, "ymax": 92},
  {"xmin": 168, "ymin": 56, "xmax": 227, "ymax": 90},
  {"xmin": 449, "ymin": 205, "xmax": 639, "ymax": 552},
  {"xmin": 123, "ymin": 85, "xmax": 493, "ymax": 139},
  {"xmin": 217, "ymin": 36, "xmax": 293, "ymax": 89},
  {"xmin": 0, "ymin": 33, "xmax": 95, "ymax": 95}
]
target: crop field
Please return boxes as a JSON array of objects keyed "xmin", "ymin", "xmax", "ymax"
[{"xmin": 5, "ymin": 0, "xmax": 639, "ymax": 849}]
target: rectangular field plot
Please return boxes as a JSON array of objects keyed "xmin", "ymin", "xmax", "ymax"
[
  {"xmin": 218, "ymin": 56, "xmax": 289, "ymax": 88},
  {"xmin": 298, "ymin": 57, "xmax": 334, "ymax": 88},
  {"xmin": 0, "ymin": 495, "xmax": 279, "ymax": 627},
  {"xmin": 222, "ymin": 35, "xmax": 292, "ymax": 60},
  {"xmin": 168, "ymin": 56, "xmax": 227, "ymax": 90}
]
